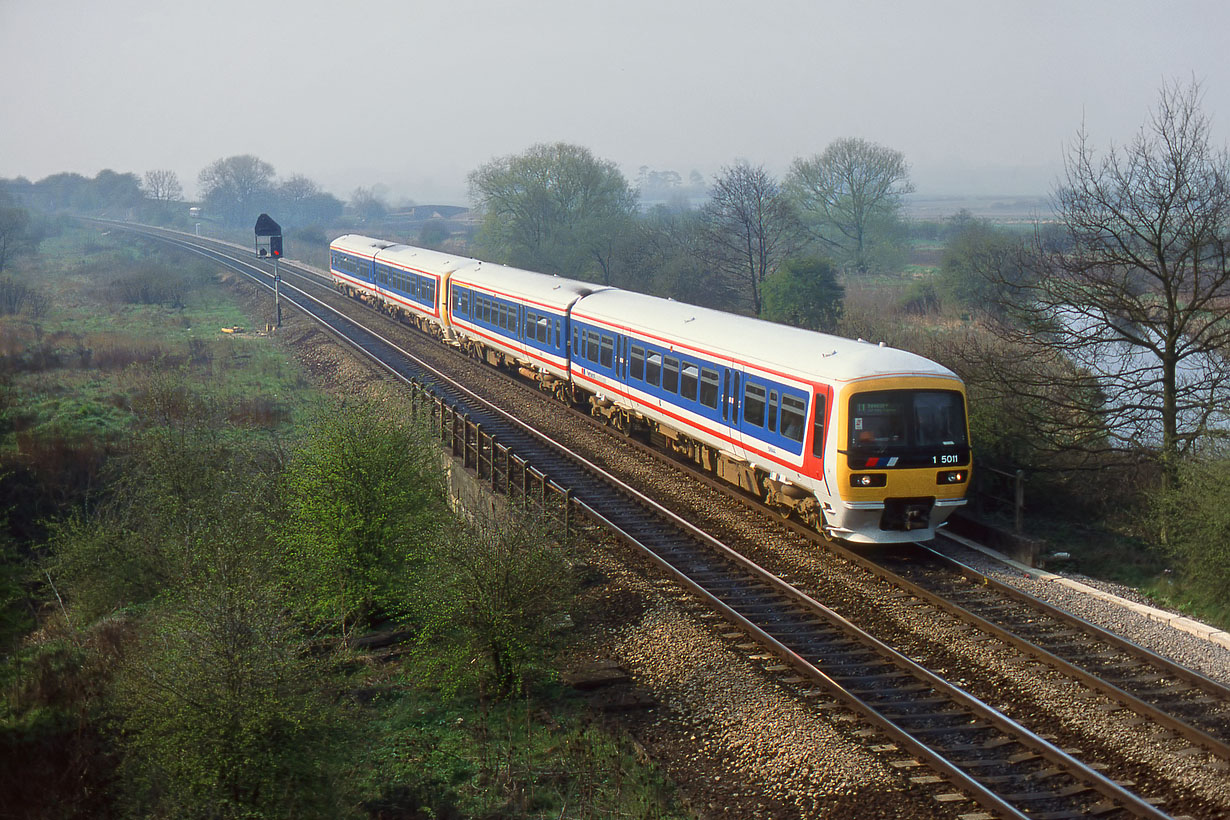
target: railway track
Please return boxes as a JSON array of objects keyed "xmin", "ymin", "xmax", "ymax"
[{"xmin": 99, "ymin": 221, "xmax": 1229, "ymax": 818}]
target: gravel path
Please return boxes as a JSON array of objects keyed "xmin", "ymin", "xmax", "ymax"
[{"xmin": 931, "ymin": 534, "xmax": 1230, "ymax": 688}]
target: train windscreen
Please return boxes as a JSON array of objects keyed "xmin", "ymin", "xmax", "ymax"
[{"xmin": 847, "ymin": 390, "xmax": 968, "ymax": 467}]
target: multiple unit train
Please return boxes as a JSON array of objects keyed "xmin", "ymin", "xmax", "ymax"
[{"xmin": 329, "ymin": 234, "xmax": 971, "ymax": 543}]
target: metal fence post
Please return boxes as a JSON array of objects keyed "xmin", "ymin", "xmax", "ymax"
[{"xmin": 1014, "ymin": 469, "xmax": 1025, "ymax": 534}]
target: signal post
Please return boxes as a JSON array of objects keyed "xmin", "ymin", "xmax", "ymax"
[{"xmin": 254, "ymin": 214, "xmax": 283, "ymax": 329}]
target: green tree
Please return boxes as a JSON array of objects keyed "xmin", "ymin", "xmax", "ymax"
[
  {"xmin": 280, "ymin": 402, "xmax": 448, "ymax": 639},
  {"xmin": 198, "ymin": 154, "xmax": 276, "ymax": 226},
  {"xmin": 699, "ymin": 161, "xmax": 800, "ymax": 315},
  {"xmin": 937, "ymin": 210, "xmax": 1026, "ymax": 315},
  {"xmin": 760, "ymin": 256, "xmax": 844, "ymax": 332},
  {"xmin": 785, "ymin": 138, "xmax": 915, "ymax": 273},
  {"xmin": 468, "ymin": 142, "xmax": 639, "ymax": 283}
]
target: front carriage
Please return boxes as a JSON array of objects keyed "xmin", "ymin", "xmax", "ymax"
[{"xmin": 568, "ymin": 289, "xmax": 970, "ymax": 543}]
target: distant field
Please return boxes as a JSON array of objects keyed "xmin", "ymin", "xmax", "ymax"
[{"xmin": 905, "ymin": 194, "xmax": 1052, "ymax": 222}]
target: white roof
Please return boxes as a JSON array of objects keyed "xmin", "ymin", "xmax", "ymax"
[
  {"xmin": 379, "ymin": 244, "xmax": 481, "ymax": 277},
  {"xmin": 572, "ymin": 289, "xmax": 958, "ymax": 385},
  {"xmin": 330, "ymin": 234, "xmax": 398, "ymax": 259},
  {"xmin": 452, "ymin": 264, "xmax": 608, "ymax": 313}
]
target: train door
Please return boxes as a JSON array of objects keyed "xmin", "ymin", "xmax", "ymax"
[
  {"xmin": 800, "ymin": 385, "xmax": 832, "ymax": 495},
  {"xmin": 735, "ymin": 374, "xmax": 767, "ymax": 461},
  {"xmin": 722, "ymin": 368, "xmax": 742, "ymax": 450}
]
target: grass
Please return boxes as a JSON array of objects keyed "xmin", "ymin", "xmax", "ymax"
[
  {"xmin": 356, "ymin": 664, "xmax": 687, "ymax": 819},
  {"xmin": 0, "ymin": 226, "xmax": 318, "ymax": 457},
  {"xmin": 2, "ymin": 222, "xmax": 696, "ymax": 817}
]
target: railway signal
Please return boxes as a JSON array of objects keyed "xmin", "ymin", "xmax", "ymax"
[{"xmin": 254, "ymin": 214, "xmax": 283, "ymax": 328}]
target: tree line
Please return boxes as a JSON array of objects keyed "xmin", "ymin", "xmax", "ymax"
[{"xmin": 464, "ymin": 139, "xmax": 913, "ymax": 325}]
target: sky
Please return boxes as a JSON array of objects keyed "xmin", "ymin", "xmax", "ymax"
[{"xmin": 2, "ymin": 0, "xmax": 1228, "ymax": 206}]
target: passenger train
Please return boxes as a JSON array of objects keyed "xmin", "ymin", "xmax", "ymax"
[{"xmin": 330, "ymin": 234, "xmax": 971, "ymax": 543}]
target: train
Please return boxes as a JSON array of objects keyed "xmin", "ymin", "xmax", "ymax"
[{"xmin": 329, "ymin": 234, "xmax": 971, "ymax": 543}]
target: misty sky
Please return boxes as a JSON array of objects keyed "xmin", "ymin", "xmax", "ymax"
[{"xmin": 2, "ymin": 0, "xmax": 1228, "ymax": 206}]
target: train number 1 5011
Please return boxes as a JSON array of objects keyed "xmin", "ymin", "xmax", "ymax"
[{"xmin": 934, "ymin": 454, "xmax": 960, "ymax": 465}]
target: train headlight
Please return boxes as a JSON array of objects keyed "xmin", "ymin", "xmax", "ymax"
[
  {"xmin": 937, "ymin": 470, "xmax": 968, "ymax": 485},
  {"xmin": 850, "ymin": 473, "xmax": 887, "ymax": 488}
]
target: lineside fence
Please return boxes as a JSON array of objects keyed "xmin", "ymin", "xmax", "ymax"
[
  {"xmin": 973, "ymin": 465, "xmax": 1026, "ymax": 534},
  {"xmin": 408, "ymin": 378, "xmax": 576, "ymax": 536}
]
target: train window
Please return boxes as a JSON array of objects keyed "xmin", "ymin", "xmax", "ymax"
[
  {"xmin": 768, "ymin": 390, "xmax": 779, "ymax": 434},
  {"xmin": 744, "ymin": 382, "xmax": 766, "ymax": 427},
  {"xmin": 662, "ymin": 357, "xmax": 679, "ymax": 394},
  {"xmin": 428, "ymin": 282, "xmax": 436, "ymax": 304},
  {"xmin": 555, "ymin": 320, "xmax": 561, "ymax": 347},
  {"xmin": 584, "ymin": 331, "xmax": 598, "ymax": 362},
  {"xmin": 781, "ymin": 394, "xmax": 806, "ymax": 442},
  {"xmin": 525, "ymin": 311, "xmax": 536, "ymax": 339},
  {"xmin": 645, "ymin": 352, "xmax": 662, "ymax": 386},
  {"xmin": 681, "ymin": 362, "xmax": 699, "ymax": 401},
  {"xmin": 812, "ymin": 394, "xmax": 827, "ymax": 458},
  {"xmin": 700, "ymin": 368, "xmax": 719, "ymax": 408},
  {"xmin": 573, "ymin": 327, "xmax": 579, "ymax": 356},
  {"xmin": 600, "ymin": 335, "xmax": 614, "ymax": 369},
  {"xmin": 630, "ymin": 345, "xmax": 645, "ymax": 380},
  {"xmin": 537, "ymin": 317, "xmax": 550, "ymax": 343}
]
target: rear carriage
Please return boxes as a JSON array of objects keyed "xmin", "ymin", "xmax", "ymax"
[{"xmin": 447, "ymin": 264, "xmax": 607, "ymax": 399}]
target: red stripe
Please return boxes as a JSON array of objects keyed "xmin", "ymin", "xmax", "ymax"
[
  {"xmin": 450, "ymin": 318, "xmax": 567, "ymax": 372},
  {"xmin": 333, "ymin": 270, "xmax": 440, "ymax": 320},
  {"xmin": 570, "ymin": 370, "xmax": 809, "ymax": 473}
]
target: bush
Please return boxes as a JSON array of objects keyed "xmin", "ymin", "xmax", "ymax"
[
  {"xmin": 1155, "ymin": 458, "xmax": 1230, "ymax": 624},
  {"xmin": 280, "ymin": 401, "xmax": 450, "ymax": 638},
  {"xmin": 760, "ymin": 256, "xmax": 844, "ymax": 332},
  {"xmin": 114, "ymin": 570, "xmax": 352, "ymax": 819},
  {"xmin": 418, "ymin": 511, "xmax": 576, "ymax": 699}
]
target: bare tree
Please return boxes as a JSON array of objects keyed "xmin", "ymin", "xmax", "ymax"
[
  {"xmin": 785, "ymin": 138, "xmax": 914, "ymax": 273},
  {"xmin": 0, "ymin": 205, "xmax": 33, "ymax": 273},
  {"xmin": 349, "ymin": 186, "xmax": 388, "ymax": 224},
  {"xmin": 197, "ymin": 155, "xmax": 275, "ymax": 226},
  {"xmin": 142, "ymin": 169, "xmax": 183, "ymax": 203},
  {"xmin": 982, "ymin": 79, "xmax": 1230, "ymax": 478},
  {"xmin": 700, "ymin": 161, "xmax": 800, "ymax": 315}
]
